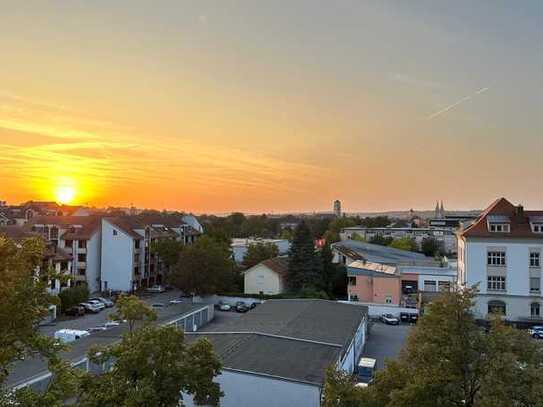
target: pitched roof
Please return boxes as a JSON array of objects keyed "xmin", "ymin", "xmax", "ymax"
[
  {"xmin": 259, "ymin": 256, "xmax": 289, "ymax": 276},
  {"xmin": 0, "ymin": 226, "xmax": 40, "ymax": 241},
  {"xmin": 27, "ymin": 216, "xmax": 101, "ymax": 240},
  {"xmin": 461, "ymin": 197, "xmax": 543, "ymax": 239}
]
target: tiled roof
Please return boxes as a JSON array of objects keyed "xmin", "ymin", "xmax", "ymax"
[
  {"xmin": 27, "ymin": 216, "xmax": 101, "ymax": 240},
  {"xmin": 259, "ymin": 256, "xmax": 289, "ymax": 276},
  {"xmin": 0, "ymin": 226, "xmax": 40, "ymax": 241},
  {"xmin": 461, "ymin": 197, "xmax": 543, "ymax": 239}
]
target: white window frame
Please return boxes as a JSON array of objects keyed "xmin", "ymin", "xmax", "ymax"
[
  {"xmin": 487, "ymin": 276, "xmax": 506, "ymax": 292},
  {"xmin": 487, "ymin": 251, "xmax": 506, "ymax": 266},
  {"xmin": 530, "ymin": 277, "xmax": 540, "ymax": 293},
  {"xmin": 530, "ymin": 302, "xmax": 540, "ymax": 317},
  {"xmin": 530, "ymin": 251, "xmax": 541, "ymax": 268},
  {"xmin": 489, "ymin": 223, "xmax": 510, "ymax": 233}
]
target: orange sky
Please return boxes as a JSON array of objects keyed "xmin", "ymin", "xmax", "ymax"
[{"xmin": 1, "ymin": 2, "xmax": 542, "ymax": 213}]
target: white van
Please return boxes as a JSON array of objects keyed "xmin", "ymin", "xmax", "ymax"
[
  {"xmin": 54, "ymin": 329, "xmax": 90, "ymax": 343},
  {"xmin": 356, "ymin": 357, "xmax": 377, "ymax": 385}
]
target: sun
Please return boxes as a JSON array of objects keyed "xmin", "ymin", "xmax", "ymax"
[{"xmin": 55, "ymin": 185, "xmax": 76, "ymax": 205}]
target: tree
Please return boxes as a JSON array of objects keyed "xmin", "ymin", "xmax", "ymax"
[
  {"xmin": 151, "ymin": 239, "xmax": 185, "ymax": 271},
  {"xmin": 324, "ymin": 217, "xmax": 358, "ymax": 243},
  {"xmin": 0, "ymin": 236, "xmax": 80, "ymax": 405},
  {"xmin": 170, "ymin": 236, "xmax": 235, "ymax": 295},
  {"xmin": 324, "ymin": 288, "xmax": 543, "ymax": 407},
  {"xmin": 421, "ymin": 237, "xmax": 445, "ymax": 257},
  {"xmin": 369, "ymin": 235, "xmax": 393, "ymax": 246},
  {"xmin": 287, "ymin": 221, "xmax": 321, "ymax": 291},
  {"xmin": 109, "ymin": 294, "xmax": 157, "ymax": 333},
  {"xmin": 320, "ymin": 244, "xmax": 347, "ymax": 299},
  {"xmin": 388, "ymin": 237, "xmax": 418, "ymax": 252},
  {"xmin": 78, "ymin": 325, "xmax": 222, "ymax": 407},
  {"xmin": 242, "ymin": 242, "xmax": 279, "ymax": 268},
  {"xmin": 58, "ymin": 284, "xmax": 89, "ymax": 312},
  {"xmin": 322, "ymin": 366, "xmax": 376, "ymax": 407}
]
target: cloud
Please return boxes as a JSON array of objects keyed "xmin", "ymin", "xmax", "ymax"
[{"xmin": 426, "ymin": 87, "xmax": 489, "ymax": 120}]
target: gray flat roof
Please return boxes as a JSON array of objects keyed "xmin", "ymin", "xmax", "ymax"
[
  {"xmin": 5, "ymin": 303, "xmax": 209, "ymax": 388},
  {"xmin": 333, "ymin": 240, "xmax": 435, "ymax": 266}
]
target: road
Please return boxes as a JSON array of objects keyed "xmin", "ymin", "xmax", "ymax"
[
  {"xmin": 364, "ymin": 322, "xmax": 412, "ymax": 370},
  {"xmin": 40, "ymin": 290, "xmax": 188, "ymax": 336}
]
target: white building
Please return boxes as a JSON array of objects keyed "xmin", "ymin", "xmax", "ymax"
[
  {"xmin": 231, "ymin": 238, "xmax": 290, "ymax": 264},
  {"xmin": 244, "ymin": 257, "xmax": 288, "ymax": 295},
  {"xmin": 457, "ymin": 198, "xmax": 543, "ymax": 323},
  {"xmin": 183, "ymin": 300, "xmax": 368, "ymax": 407}
]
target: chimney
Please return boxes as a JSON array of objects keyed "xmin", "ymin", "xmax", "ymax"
[{"xmin": 516, "ymin": 204, "xmax": 524, "ymax": 217}]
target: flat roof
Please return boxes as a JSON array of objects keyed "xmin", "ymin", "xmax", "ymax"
[
  {"xmin": 333, "ymin": 240, "xmax": 437, "ymax": 266},
  {"xmin": 5, "ymin": 303, "xmax": 209, "ymax": 388}
]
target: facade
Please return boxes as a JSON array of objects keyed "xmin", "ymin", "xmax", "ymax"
[
  {"xmin": 340, "ymin": 226, "xmax": 457, "ymax": 254},
  {"xmin": 231, "ymin": 238, "xmax": 290, "ymax": 264},
  {"xmin": 243, "ymin": 257, "xmax": 288, "ymax": 295},
  {"xmin": 457, "ymin": 198, "xmax": 543, "ymax": 323},
  {"xmin": 101, "ymin": 216, "xmax": 200, "ymax": 292},
  {"xmin": 333, "ymin": 240, "xmax": 456, "ymax": 307},
  {"xmin": 183, "ymin": 299, "xmax": 368, "ymax": 407}
]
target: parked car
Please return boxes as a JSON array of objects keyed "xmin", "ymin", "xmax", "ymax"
[
  {"xmin": 528, "ymin": 326, "xmax": 543, "ymax": 336},
  {"xmin": 54, "ymin": 329, "xmax": 90, "ymax": 344},
  {"xmin": 380, "ymin": 314, "xmax": 400, "ymax": 325},
  {"xmin": 90, "ymin": 297, "xmax": 114, "ymax": 308},
  {"xmin": 235, "ymin": 301, "xmax": 250, "ymax": 313},
  {"xmin": 65, "ymin": 305, "xmax": 85, "ymax": 317},
  {"xmin": 400, "ymin": 312, "xmax": 410, "ymax": 323},
  {"xmin": 86, "ymin": 300, "xmax": 106, "ymax": 310},
  {"xmin": 169, "ymin": 299, "xmax": 184, "ymax": 305},
  {"xmin": 356, "ymin": 357, "xmax": 377, "ymax": 385},
  {"xmin": 217, "ymin": 301, "xmax": 231, "ymax": 311},
  {"xmin": 104, "ymin": 321, "xmax": 121, "ymax": 328},
  {"xmin": 249, "ymin": 302, "xmax": 259, "ymax": 309},
  {"xmin": 79, "ymin": 302, "xmax": 102, "ymax": 313},
  {"xmin": 409, "ymin": 313, "xmax": 418, "ymax": 323},
  {"xmin": 146, "ymin": 285, "xmax": 165, "ymax": 293},
  {"xmin": 151, "ymin": 302, "xmax": 165, "ymax": 308},
  {"xmin": 88, "ymin": 326, "xmax": 107, "ymax": 333}
]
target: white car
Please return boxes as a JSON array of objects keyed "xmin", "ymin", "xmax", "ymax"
[
  {"xmin": 80, "ymin": 302, "xmax": 102, "ymax": 313},
  {"xmin": 54, "ymin": 329, "xmax": 90, "ymax": 343},
  {"xmin": 104, "ymin": 321, "xmax": 121, "ymax": 328},
  {"xmin": 380, "ymin": 314, "xmax": 400, "ymax": 325},
  {"xmin": 218, "ymin": 303, "xmax": 231, "ymax": 311},
  {"xmin": 528, "ymin": 326, "xmax": 543, "ymax": 336},
  {"xmin": 146, "ymin": 285, "xmax": 165, "ymax": 293},
  {"xmin": 169, "ymin": 299, "xmax": 184, "ymax": 305},
  {"xmin": 86, "ymin": 300, "xmax": 105, "ymax": 310}
]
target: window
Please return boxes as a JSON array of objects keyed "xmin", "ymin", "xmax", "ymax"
[
  {"xmin": 438, "ymin": 281, "xmax": 451, "ymax": 292},
  {"xmin": 112, "ymin": 229, "xmax": 118, "ymax": 236},
  {"xmin": 533, "ymin": 224, "xmax": 543, "ymax": 233},
  {"xmin": 135, "ymin": 240, "xmax": 141, "ymax": 249},
  {"xmin": 530, "ymin": 277, "xmax": 540, "ymax": 293},
  {"xmin": 424, "ymin": 280, "xmax": 437, "ymax": 292},
  {"xmin": 50, "ymin": 279, "xmax": 56, "ymax": 289},
  {"xmin": 531, "ymin": 302, "xmax": 540, "ymax": 317},
  {"xmin": 385, "ymin": 296, "xmax": 392, "ymax": 304},
  {"xmin": 78, "ymin": 240, "xmax": 87, "ymax": 249},
  {"xmin": 487, "ymin": 276, "xmax": 506, "ymax": 291},
  {"xmin": 488, "ymin": 300, "xmax": 506, "ymax": 315},
  {"xmin": 64, "ymin": 240, "xmax": 73, "ymax": 248},
  {"xmin": 530, "ymin": 252, "xmax": 541, "ymax": 268},
  {"xmin": 78, "ymin": 253, "xmax": 86, "ymax": 262},
  {"xmin": 78, "ymin": 268, "xmax": 86, "ymax": 276},
  {"xmin": 348, "ymin": 276, "xmax": 357, "ymax": 286},
  {"xmin": 489, "ymin": 223, "xmax": 510, "ymax": 233},
  {"xmin": 350, "ymin": 294, "xmax": 359, "ymax": 302},
  {"xmin": 487, "ymin": 251, "xmax": 506, "ymax": 266}
]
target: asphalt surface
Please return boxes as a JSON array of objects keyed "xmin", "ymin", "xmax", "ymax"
[
  {"xmin": 364, "ymin": 321, "xmax": 412, "ymax": 370},
  {"xmin": 40, "ymin": 290, "xmax": 189, "ymax": 336}
]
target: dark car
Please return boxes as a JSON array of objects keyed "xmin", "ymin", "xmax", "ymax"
[
  {"xmin": 235, "ymin": 301, "xmax": 250, "ymax": 313},
  {"xmin": 400, "ymin": 313, "xmax": 410, "ymax": 323},
  {"xmin": 409, "ymin": 314, "xmax": 418, "ymax": 323},
  {"xmin": 65, "ymin": 305, "xmax": 85, "ymax": 317}
]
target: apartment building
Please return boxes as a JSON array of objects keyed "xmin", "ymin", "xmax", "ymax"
[
  {"xmin": 101, "ymin": 216, "xmax": 200, "ymax": 292},
  {"xmin": 457, "ymin": 198, "xmax": 543, "ymax": 323},
  {"xmin": 27, "ymin": 216, "xmax": 102, "ymax": 292}
]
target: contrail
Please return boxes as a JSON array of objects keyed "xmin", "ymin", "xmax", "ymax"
[{"xmin": 427, "ymin": 87, "xmax": 489, "ymax": 120}]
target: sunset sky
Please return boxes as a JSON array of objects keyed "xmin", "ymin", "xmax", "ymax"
[{"xmin": 1, "ymin": 1, "xmax": 543, "ymax": 213}]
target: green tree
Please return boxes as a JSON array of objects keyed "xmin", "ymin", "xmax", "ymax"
[
  {"xmin": 421, "ymin": 237, "xmax": 445, "ymax": 257},
  {"xmin": 0, "ymin": 236, "xmax": 80, "ymax": 405},
  {"xmin": 58, "ymin": 284, "xmax": 89, "ymax": 312},
  {"xmin": 322, "ymin": 366, "xmax": 377, "ymax": 407},
  {"xmin": 369, "ymin": 235, "xmax": 393, "ymax": 246},
  {"xmin": 151, "ymin": 239, "xmax": 185, "ymax": 270},
  {"xmin": 170, "ymin": 236, "xmax": 235, "ymax": 295},
  {"xmin": 388, "ymin": 237, "xmax": 418, "ymax": 252},
  {"xmin": 242, "ymin": 242, "xmax": 279, "ymax": 268},
  {"xmin": 109, "ymin": 294, "xmax": 157, "ymax": 333},
  {"xmin": 320, "ymin": 244, "xmax": 347, "ymax": 299},
  {"xmin": 287, "ymin": 221, "xmax": 321, "ymax": 291},
  {"xmin": 78, "ymin": 326, "xmax": 222, "ymax": 407}
]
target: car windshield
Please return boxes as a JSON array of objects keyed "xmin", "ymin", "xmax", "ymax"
[{"xmin": 358, "ymin": 366, "xmax": 374, "ymax": 379}]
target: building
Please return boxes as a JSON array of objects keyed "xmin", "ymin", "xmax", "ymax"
[
  {"xmin": 183, "ymin": 299, "xmax": 368, "ymax": 407},
  {"xmin": 457, "ymin": 198, "xmax": 543, "ymax": 323},
  {"xmin": 243, "ymin": 256, "xmax": 288, "ymax": 295},
  {"xmin": 231, "ymin": 238, "xmax": 290, "ymax": 264},
  {"xmin": 6, "ymin": 303, "xmax": 214, "ymax": 391},
  {"xmin": 332, "ymin": 240, "xmax": 456, "ymax": 307},
  {"xmin": 340, "ymin": 226, "xmax": 457, "ymax": 254},
  {"xmin": 428, "ymin": 214, "xmax": 479, "ymax": 229},
  {"xmin": 101, "ymin": 215, "xmax": 200, "ymax": 292},
  {"xmin": 334, "ymin": 199, "xmax": 342, "ymax": 217}
]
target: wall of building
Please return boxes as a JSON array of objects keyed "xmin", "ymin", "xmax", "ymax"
[
  {"xmin": 86, "ymin": 232, "xmax": 101, "ymax": 293},
  {"xmin": 244, "ymin": 264, "xmax": 284, "ymax": 295},
  {"xmin": 348, "ymin": 275, "xmax": 400, "ymax": 305},
  {"xmin": 339, "ymin": 301, "xmax": 418, "ymax": 318},
  {"xmin": 182, "ymin": 370, "xmax": 322, "ymax": 407},
  {"xmin": 339, "ymin": 317, "xmax": 367, "ymax": 373},
  {"xmin": 101, "ymin": 219, "xmax": 134, "ymax": 292}
]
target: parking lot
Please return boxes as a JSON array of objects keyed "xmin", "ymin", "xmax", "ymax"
[{"xmin": 364, "ymin": 321, "xmax": 413, "ymax": 370}]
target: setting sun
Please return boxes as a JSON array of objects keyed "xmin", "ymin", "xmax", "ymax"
[{"xmin": 55, "ymin": 185, "xmax": 76, "ymax": 205}]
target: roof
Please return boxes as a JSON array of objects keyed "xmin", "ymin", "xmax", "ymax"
[
  {"xmin": 0, "ymin": 226, "xmax": 40, "ymax": 241},
  {"xmin": 348, "ymin": 261, "xmax": 398, "ymax": 276},
  {"xmin": 188, "ymin": 299, "xmax": 367, "ymax": 385},
  {"xmin": 461, "ymin": 198, "xmax": 543, "ymax": 239},
  {"xmin": 104, "ymin": 215, "xmax": 198, "ymax": 240},
  {"xmin": 5, "ymin": 303, "xmax": 210, "ymax": 388},
  {"xmin": 332, "ymin": 240, "xmax": 436, "ymax": 266},
  {"xmin": 27, "ymin": 216, "xmax": 102, "ymax": 240},
  {"xmin": 258, "ymin": 256, "xmax": 289, "ymax": 276}
]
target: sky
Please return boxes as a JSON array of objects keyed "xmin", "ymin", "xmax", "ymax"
[{"xmin": 1, "ymin": 1, "xmax": 543, "ymax": 214}]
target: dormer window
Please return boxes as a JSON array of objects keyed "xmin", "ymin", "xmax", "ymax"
[
  {"xmin": 532, "ymin": 224, "xmax": 543, "ymax": 233},
  {"xmin": 489, "ymin": 223, "xmax": 510, "ymax": 233}
]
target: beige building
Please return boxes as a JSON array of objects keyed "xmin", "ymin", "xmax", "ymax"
[{"xmin": 244, "ymin": 257, "xmax": 288, "ymax": 295}]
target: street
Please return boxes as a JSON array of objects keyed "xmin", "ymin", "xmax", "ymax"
[{"xmin": 364, "ymin": 322, "xmax": 412, "ymax": 370}]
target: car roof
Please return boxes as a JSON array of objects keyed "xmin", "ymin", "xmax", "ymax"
[{"xmin": 358, "ymin": 357, "xmax": 376, "ymax": 367}]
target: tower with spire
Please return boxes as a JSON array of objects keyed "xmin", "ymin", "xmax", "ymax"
[{"xmin": 435, "ymin": 201, "xmax": 445, "ymax": 219}]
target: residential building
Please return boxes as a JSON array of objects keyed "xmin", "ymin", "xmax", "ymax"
[
  {"xmin": 101, "ymin": 215, "xmax": 200, "ymax": 292},
  {"xmin": 457, "ymin": 198, "xmax": 543, "ymax": 323},
  {"xmin": 26, "ymin": 216, "xmax": 102, "ymax": 293},
  {"xmin": 231, "ymin": 238, "xmax": 290, "ymax": 264},
  {"xmin": 340, "ymin": 226, "xmax": 457, "ymax": 254},
  {"xmin": 183, "ymin": 299, "xmax": 368, "ymax": 407},
  {"xmin": 333, "ymin": 240, "xmax": 456, "ymax": 307},
  {"xmin": 243, "ymin": 256, "xmax": 288, "ymax": 295}
]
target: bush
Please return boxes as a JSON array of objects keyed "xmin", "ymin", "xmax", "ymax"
[{"xmin": 58, "ymin": 284, "xmax": 89, "ymax": 312}]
